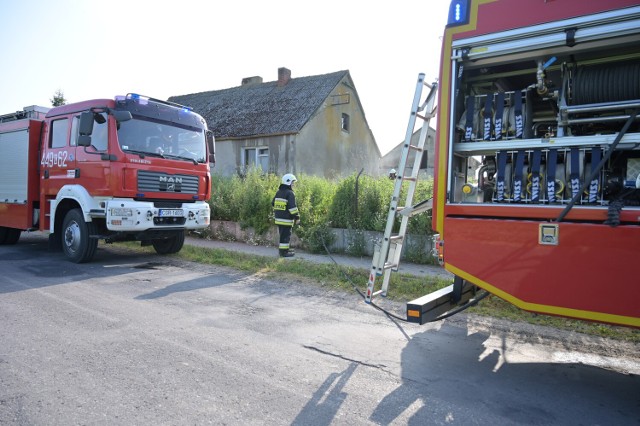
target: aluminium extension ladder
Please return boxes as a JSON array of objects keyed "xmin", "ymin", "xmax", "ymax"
[{"xmin": 365, "ymin": 74, "xmax": 438, "ymax": 303}]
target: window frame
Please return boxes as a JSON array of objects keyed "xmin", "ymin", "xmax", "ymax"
[
  {"xmin": 50, "ymin": 118, "xmax": 70, "ymax": 148},
  {"xmin": 242, "ymin": 146, "xmax": 269, "ymax": 172},
  {"xmin": 341, "ymin": 113, "xmax": 350, "ymax": 133}
]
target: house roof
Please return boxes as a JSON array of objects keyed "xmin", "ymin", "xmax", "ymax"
[{"xmin": 168, "ymin": 70, "xmax": 350, "ymax": 139}]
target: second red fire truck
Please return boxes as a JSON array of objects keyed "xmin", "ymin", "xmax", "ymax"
[{"xmin": 0, "ymin": 94, "xmax": 214, "ymax": 263}]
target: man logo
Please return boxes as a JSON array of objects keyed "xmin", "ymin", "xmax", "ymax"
[{"xmin": 159, "ymin": 175, "xmax": 182, "ymax": 192}]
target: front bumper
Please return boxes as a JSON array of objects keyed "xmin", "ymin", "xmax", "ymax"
[{"xmin": 104, "ymin": 199, "xmax": 210, "ymax": 231}]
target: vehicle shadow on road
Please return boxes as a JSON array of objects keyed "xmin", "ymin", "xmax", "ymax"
[
  {"xmin": 369, "ymin": 323, "xmax": 639, "ymax": 425},
  {"xmin": 0, "ymin": 237, "xmax": 148, "ymax": 294},
  {"xmin": 134, "ymin": 273, "xmax": 238, "ymax": 300}
]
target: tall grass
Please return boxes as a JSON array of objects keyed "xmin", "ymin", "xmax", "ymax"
[{"xmin": 210, "ymin": 170, "xmax": 435, "ymax": 245}]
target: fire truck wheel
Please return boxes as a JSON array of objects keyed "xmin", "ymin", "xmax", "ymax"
[
  {"xmin": 0, "ymin": 227, "xmax": 20, "ymax": 245},
  {"xmin": 4, "ymin": 228, "xmax": 21, "ymax": 245},
  {"xmin": 62, "ymin": 208, "xmax": 98, "ymax": 263},
  {"xmin": 151, "ymin": 231, "xmax": 185, "ymax": 255}
]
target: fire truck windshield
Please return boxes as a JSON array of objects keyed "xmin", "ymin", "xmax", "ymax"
[{"xmin": 117, "ymin": 117, "xmax": 206, "ymax": 163}]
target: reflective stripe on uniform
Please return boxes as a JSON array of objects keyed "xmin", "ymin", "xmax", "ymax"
[
  {"xmin": 279, "ymin": 243, "xmax": 290, "ymax": 250},
  {"xmin": 273, "ymin": 198, "xmax": 288, "ymax": 211},
  {"xmin": 289, "ymin": 207, "xmax": 299, "ymax": 215},
  {"xmin": 275, "ymin": 218, "xmax": 294, "ymax": 226}
]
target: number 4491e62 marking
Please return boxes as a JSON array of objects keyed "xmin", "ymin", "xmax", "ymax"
[{"xmin": 41, "ymin": 150, "xmax": 69, "ymax": 168}]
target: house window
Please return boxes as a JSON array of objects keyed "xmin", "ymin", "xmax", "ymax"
[
  {"xmin": 341, "ymin": 113, "xmax": 350, "ymax": 133},
  {"xmin": 243, "ymin": 147, "xmax": 269, "ymax": 172}
]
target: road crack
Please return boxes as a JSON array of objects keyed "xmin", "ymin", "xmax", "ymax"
[{"xmin": 303, "ymin": 345, "xmax": 388, "ymax": 370}]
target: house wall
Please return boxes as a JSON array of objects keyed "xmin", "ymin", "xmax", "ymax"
[
  {"xmin": 212, "ymin": 134, "xmax": 296, "ymax": 177},
  {"xmin": 380, "ymin": 127, "xmax": 436, "ymax": 178},
  {"xmin": 295, "ymin": 78, "xmax": 381, "ymax": 179}
]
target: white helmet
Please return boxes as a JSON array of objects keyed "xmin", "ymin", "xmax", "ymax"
[{"xmin": 281, "ymin": 173, "xmax": 297, "ymax": 186}]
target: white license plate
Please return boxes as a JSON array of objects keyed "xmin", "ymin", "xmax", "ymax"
[{"xmin": 159, "ymin": 209, "xmax": 184, "ymax": 217}]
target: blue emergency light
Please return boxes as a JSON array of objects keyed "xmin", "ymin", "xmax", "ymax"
[{"xmin": 448, "ymin": 0, "xmax": 470, "ymax": 26}]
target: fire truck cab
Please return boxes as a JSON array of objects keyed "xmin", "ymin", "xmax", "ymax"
[{"xmin": 0, "ymin": 94, "xmax": 214, "ymax": 263}]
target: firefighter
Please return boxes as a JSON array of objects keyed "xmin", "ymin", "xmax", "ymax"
[{"xmin": 272, "ymin": 173, "xmax": 299, "ymax": 257}]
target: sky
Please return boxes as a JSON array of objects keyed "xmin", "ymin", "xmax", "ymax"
[{"xmin": 0, "ymin": 0, "xmax": 450, "ymax": 155}]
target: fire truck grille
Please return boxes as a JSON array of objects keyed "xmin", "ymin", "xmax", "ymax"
[{"xmin": 137, "ymin": 171, "xmax": 199, "ymax": 194}]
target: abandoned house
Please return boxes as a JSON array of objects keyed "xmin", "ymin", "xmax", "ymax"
[
  {"xmin": 381, "ymin": 126, "xmax": 436, "ymax": 178},
  {"xmin": 168, "ymin": 68, "xmax": 381, "ymax": 178}
]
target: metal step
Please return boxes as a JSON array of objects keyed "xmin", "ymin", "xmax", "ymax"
[{"xmin": 406, "ymin": 278, "xmax": 479, "ymax": 324}]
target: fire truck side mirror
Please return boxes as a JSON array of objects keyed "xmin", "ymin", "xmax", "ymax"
[
  {"xmin": 78, "ymin": 112, "xmax": 95, "ymax": 146},
  {"xmin": 206, "ymin": 130, "xmax": 216, "ymax": 164},
  {"xmin": 79, "ymin": 112, "xmax": 94, "ymax": 136}
]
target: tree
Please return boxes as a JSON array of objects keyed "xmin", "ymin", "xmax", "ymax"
[{"xmin": 50, "ymin": 89, "xmax": 67, "ymax": 107}]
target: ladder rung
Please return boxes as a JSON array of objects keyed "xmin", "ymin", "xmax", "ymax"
[
  {"xmin": 417, "ymin": 112, "xmax": 436, "ymax": 121},
  {"xmin": 408, "ymin": 145, "xmax": 424, "ymax": 152},
  {"xmin": 402, "ymin": 177, "xmax": 417, "ymax": 182},
  {"xmin": 383, "ymin": 262, "xmax": 398, "ymax": 270},
  {"xmin": 389, "ymin": 235, "xmax": 404, "ymax": 243}
]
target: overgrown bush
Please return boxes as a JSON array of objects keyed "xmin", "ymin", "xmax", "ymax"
[
  {"xmin": 234, "ymin": 169, "xmax": 279, "ymax": 234},
  {"xmin": 209, "ymin": 173, "xmax": 240, "ymax": 221},
  {"xmin": 292, "ymin": 175, "xmax": 336, "ymax": 250},
  {"xmin": 327, "ymin": 174, "xmax": 359, "ymax": 229},
  {"xmin": 209, "ymin": 171, "xmax": 435, "ymax": 242}
]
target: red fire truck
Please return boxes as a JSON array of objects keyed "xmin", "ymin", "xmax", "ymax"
[
  {"xmin": 0, "ymin": 94, "xmax": 214, "ymax": 263},
  {"xmin": 414, "ymin": 0, "xmax": 640, "ymax": 328},
  {"xmin": 367, "ymin": 0, "xmax": 640, "ymax": 328}
]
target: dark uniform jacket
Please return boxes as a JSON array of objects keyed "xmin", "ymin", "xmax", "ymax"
[{"xmin": 272, "ymin": 184, "xmax": 300, "ymax": 226}]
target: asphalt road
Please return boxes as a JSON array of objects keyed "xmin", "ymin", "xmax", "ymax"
[{"xmin": 1, "ymin": 233, "xmax": 639, "ymax": 425}]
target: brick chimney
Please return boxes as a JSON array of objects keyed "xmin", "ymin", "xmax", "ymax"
[
  {"xmin": 241, "ymin": 76, "xmax": 263, "ymax": 86},
  {"xmin": 277, "ymin": 67, "xmax": 291, "ymax": 86}
]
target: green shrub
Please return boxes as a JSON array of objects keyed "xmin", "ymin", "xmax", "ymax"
[
  {"xmin": 294, "ymin": 174, "xmax": 336, "ymax": 231},
  {"xmin": 293, "ymin": 175, "xmax": 337, "ymax": 251},
  {"xmin": 328, "ymin": 174, "xmax": 358, "ymax": 229},
  {"xmin": 209, "ymin": 174, "xmax": 239, "ymax": 221},
  {"xmin": 209, "ymin": 171, "xmax": 435, "ymax": 239},
  {"xmin": 234, "ymin": 168, "xmax": 279, "ymax": 234}
]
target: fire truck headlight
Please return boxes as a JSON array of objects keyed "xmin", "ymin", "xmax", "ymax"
[
  {"xmin": 200, "ymin": 209, "xmax": 210, "ymax": 224},
  {"xmin": 111, "ymin": 208, "xmax": 133, "ymax": 217}
]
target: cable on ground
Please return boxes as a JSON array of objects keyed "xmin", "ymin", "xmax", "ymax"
[{"xmin": 320, "ymin": 238, "xmax": 488, "ymax": 324}]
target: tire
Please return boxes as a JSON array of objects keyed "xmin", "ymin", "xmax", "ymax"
[
  {"xmin": 0, "ymin": 227, "xmax": 8, "ymax": 244},
  {"xmin": 62, "ymin": 208, "xmax": 98, "ymax": 263},
  {"xmin": 4, "ymin": 228, "xmax": 21, "ymax": 245},
  {"xmin": 151, "ymin": 231, "xmax": 185, "ymax": 255}
]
